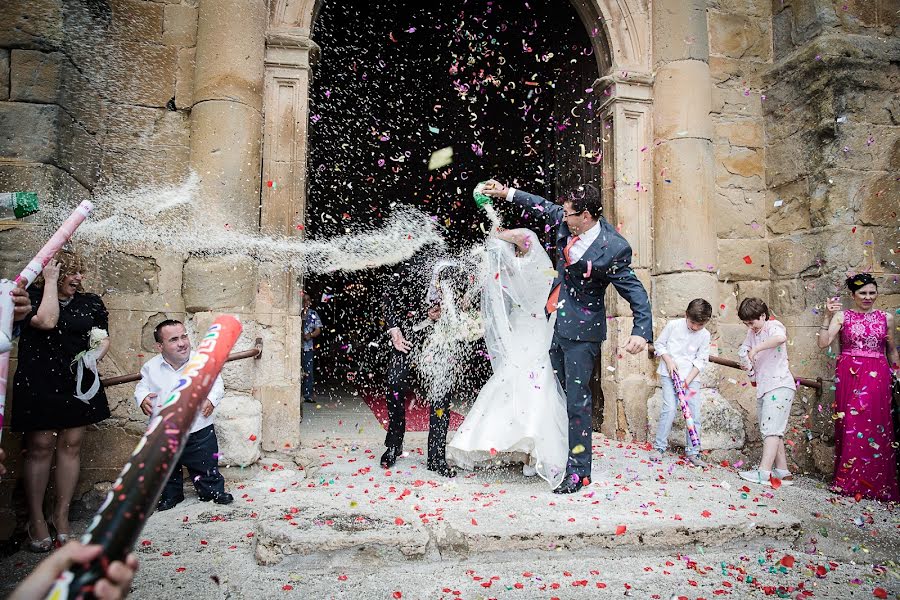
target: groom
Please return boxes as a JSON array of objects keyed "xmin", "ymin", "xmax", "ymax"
[
  {"xmin": 483, "ymin": 181, "xmax": 652, "ymax": 493},
  {"xmin": 379, "ymin": 258, "xmax": 457, "ymax": 478}
]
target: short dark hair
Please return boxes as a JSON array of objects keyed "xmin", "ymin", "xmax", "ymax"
[
  {"xmin": 846, "ymin": 273, "xmax": 877, "ymax": 293},
  {"xmin": 154, "ymin": 319, "xmax": 184, "ymax": 343},
  {"xmin": 737, "ymin": 297, "xmax": 769, "ymax": 322},
  {"xmin": 565, "ymin": 183, "xmax": 602, "ymax": 219},
  {"xmin": 685, "ymin": 298, "xmax": 712, "ymax": 323}
]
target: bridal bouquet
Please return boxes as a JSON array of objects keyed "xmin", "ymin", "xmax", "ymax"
[{"xmin": 73, "ymin": 327, "xmax": 108, "ymax": 402}]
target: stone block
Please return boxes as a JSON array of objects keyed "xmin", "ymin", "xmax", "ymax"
[
  {"xmin": 182, "ymin": 254, "xmax": 257, "ymax": 312},
  {"xmin": 175, "ymin": 47, "xmax": 196, "ymax": 109},
  {"xmin": 835, "ymin": 0, "xmax": 900, "ymax": 35},
  {"xmin": 717, "ymin": 239, "xmax": 770, "ymax": 281},
  {"xmin": 0, "ymin": 0, "xmax": 64, "ymax": 50},
  {"xmin": 647, "ymin": 388, "xmax": 746, "ymax": 450},
  {"xmin": 0, "ymin": 102, "xmax": 59, "ymax": 164},
  {"xmin": 100, "ymin": 42, "xmax": 178, "ymax": 107},
  {"xmin": 57, "ymin": 111, "xmax": 101, "ymax": 187},
  {"xmin": 708, "ymin": 10, "xmax": 771, "ymax": 61},
  {"xmin": 102, "ymin": 104, "xmax": 190, "ymax": 149},
  {"xmin": 826, "ymin": 124, "xmax": 899, "ymax": 172},
  {"xmin": 163, "ymin": 4, "xmax": 198, "ymax": 46},
  {"xmin": 622, "ymin": 375, "xmax": 654, "ymax": 442},
  {"xmin": 715, "ymin": 145, "xmax": 764, "ymax": 189},
  {"xmin": 768, "ymin": 233, "xmax": 822, "ymax": 278},
  {"xmin": 80, "ymin": 424, "xmax": 143, "ymax": 472},
  {"xmin": 0, "ymin": 50, "xmax": 9, "ymax": 101},
  {"xmin": 807, "ymin": 169, "xmax": 862, "ymax": 228},
  {"xmin": 216, "ymin": 392, "xmax": 261, "ymax": 467},
  {"xmin": 99, "ymin": 145, "xmax": 192, "ymax": 189},
  {"xmin": 714, "ymin": 118, "xmax": 764, "ymax": 148},
  {"xmin": 257, "ymin": 385, "xmax": 301, "ymax": 452},
  {"xmin": 709, "ymin": 56, "xmax": 767, "ymax": 89},
  {"xmin": 718, "ymin": 280, "xmax": 771, "ymax": 324},
  {"xmin": 97, "ymin": 252, "xmax": 160, "ymax": 294},
  {"xmin": 768, "ymin": 179, "xmax": 812, "ymax": 235},
  {"xmin": 764, "ymin": 130, "xmax": 808, "ymax": 188},
  {"xmin": 653, "ymin": 60, "xmax": 713, "ymax": 140},
  {"xmin": 711, "ymin": 85, "xmax": 763, "ymax": 117},
  {"xmin": 110, "ymin": 0, "xmax": 165, "ymax": 44},
  {"xmin": 715, "ymin": 187, "xmax": 765, "ymax": 239},
  {"xmin": 9, "ymin": 49, "xmax": 62, "ymax": 102},
  {"xmin": 652, "ymin": 0, "xmax": 710, "ymax": 66},
  {"xmin": 652, "ymin": 272, "xmax": 719, "ymax": 321}
]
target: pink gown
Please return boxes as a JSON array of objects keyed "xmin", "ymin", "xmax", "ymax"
[{"xmin": 831, "ymin": 310, "xmax": 899, "ymax": 502}]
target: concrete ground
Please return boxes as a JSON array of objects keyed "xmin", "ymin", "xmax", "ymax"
[{"xmin": 2, "ymin": 392, "xmax": 899, "ymax": 599}]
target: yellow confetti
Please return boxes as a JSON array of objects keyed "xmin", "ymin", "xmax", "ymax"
[
  {"xmin": 572, "ymin": 444, "xmax": 586, "ymax": 454},
  {"xmin": 435, "ymin": 408, "xmax": 444, "ymax": 418}
]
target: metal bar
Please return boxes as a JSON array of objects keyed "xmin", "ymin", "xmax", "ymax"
[
  {"xmin": 100, "ymin": 337, "xmax": 263, "ymax": 387},
  {"xmin": 647, "ymin": 343, "xmax": 823, "ymax": 391}
]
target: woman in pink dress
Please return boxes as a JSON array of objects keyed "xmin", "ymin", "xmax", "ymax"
[{"xmin": 819, "ymin": 273, "xmax": 899, "ymax": 502}]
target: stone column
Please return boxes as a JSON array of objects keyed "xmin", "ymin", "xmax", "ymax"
[
  {"xmin": 645, "ymin": 0, "xmax": 745, "ymax": 454},
  {"xmin": 186, "ymin": 0, "xmax": 268, "ymax": 466},
  {"xmin": 252, "ymin": 24, "xmax": 320, "ymax": 453},
  {"xmin": 651, "ymin": 0, "xmax": 717, "ymax": 315},
  {"xmin": 593, "ymin": 72, "xmax": 656, "ymax": 440}
]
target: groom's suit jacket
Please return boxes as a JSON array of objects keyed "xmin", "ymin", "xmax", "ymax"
[
  {"xmin": 510, "ymin": 190, "xmax": 653, "ymax": 344},
  {"xmin": 381, "ymin": 259, "xmax": 430, "ymax": 336}
]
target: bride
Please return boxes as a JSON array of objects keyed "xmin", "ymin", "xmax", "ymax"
[{"xmin": 447, "ymin": 228, "xmax": 568, "ymax": 487}]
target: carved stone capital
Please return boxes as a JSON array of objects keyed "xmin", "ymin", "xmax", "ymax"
[
  {"xmin": 593, "ymin": 71, "xmax": 653, "ymax": 110},
  {"xmin": 265, "ymin": 27, "xmax": 320, "ymax": 68}
]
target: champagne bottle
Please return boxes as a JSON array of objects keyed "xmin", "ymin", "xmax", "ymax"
[{"xmin": 0, "ymin": 192, "xmax": 39, "ymax": 219}]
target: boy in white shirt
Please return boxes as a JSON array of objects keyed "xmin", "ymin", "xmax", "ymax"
[
  {"xmin": 736, "ymin": 297, "xmax": 796, "ymax": 486},
  {"xmin": 650, "ymin": 299, "xmax": 712, "ymax": 467}
]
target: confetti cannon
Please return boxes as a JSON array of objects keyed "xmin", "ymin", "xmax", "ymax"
[
  {"xmin": 670, "ymin": 370, "xmax": 701, "ymax": 450},
  {"xmin": 0, "ymin": 200, "xmax": 93, "ymax": 444},
  {"xmin": 48, "ymin": 315, "xmax": 242, "ymax": 600}
]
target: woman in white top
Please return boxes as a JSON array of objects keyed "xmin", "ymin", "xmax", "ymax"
[{"xmin": 447, "ymin": 228, "xmax": 568, "ymax": 487}]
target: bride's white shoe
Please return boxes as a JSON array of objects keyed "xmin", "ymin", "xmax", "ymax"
[{"xmin": 523, "ymin": 463, "xmax": 537, "ymax": 477}]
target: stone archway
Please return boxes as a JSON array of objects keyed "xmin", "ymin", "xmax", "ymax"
[{"xmin": 245, "ymin": 0, "xmax": 720, "ymax": 444}]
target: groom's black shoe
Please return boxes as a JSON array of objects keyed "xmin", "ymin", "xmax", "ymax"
[
  {"xmin": 427, "ymin": 460, "xmax": 457, "ymax": 478},
  {"xmin": 380, "ymin": 447, "xmax": 401, "ymax": 469},
  {"xmin": 553, "ymin": 476, "xmax": 585, "ymax": 495}
]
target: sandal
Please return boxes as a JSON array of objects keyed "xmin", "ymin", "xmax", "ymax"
[
  {"xmin": 25, "ymin": 522, "xmax": 53, "ymax": 553},
  {"xmin": 48, "ymin": 519, "xmax": 71, "ymax": 546}
]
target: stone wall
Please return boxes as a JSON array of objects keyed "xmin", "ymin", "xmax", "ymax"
[
  {"xmin": 762, "ymin": 0, "xmax": 900, "ymax": 474},
  {"xmin": 0, "ymin": 0, "xmax": 206, "ymax": 540}
]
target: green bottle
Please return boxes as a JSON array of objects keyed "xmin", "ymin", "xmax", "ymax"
[
  {"xmin": 0, "ymin": 192, "xmax": 39, "ymax": 219},
  {"xmin": 473, "ymin": 182, "xmax": 492, "ymax": 208}
]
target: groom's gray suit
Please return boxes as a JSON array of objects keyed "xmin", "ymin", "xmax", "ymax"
[{"xmin": 509, "ymin": 190, "xmax": 653, "ymax": 481}]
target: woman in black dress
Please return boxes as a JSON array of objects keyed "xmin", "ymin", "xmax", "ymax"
[{"xmin": 12, "ymin": 252, "xmax": 110, "ymax": 552}]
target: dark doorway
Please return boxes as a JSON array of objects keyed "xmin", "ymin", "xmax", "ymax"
[{"xmin": 306, "ymin": 0, "xmax": 600, "ymax": 403}]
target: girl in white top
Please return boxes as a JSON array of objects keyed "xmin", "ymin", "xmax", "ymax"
[{"xmin": 651, "ymin": 299, "xmax": 712, "ymax": 467}]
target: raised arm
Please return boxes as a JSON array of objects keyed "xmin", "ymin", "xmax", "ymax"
[
  {"xmin": 482, "ymin": 179, "xmax": 564, "ymax": 223},
  {"xmin": 494, "ymin": 228, "xmax": 534, "ymax": 255}
]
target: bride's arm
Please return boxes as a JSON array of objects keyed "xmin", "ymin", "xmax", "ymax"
[{"xmin": 494, "ymin": 229, "xmax": 532, "ymax": 255}]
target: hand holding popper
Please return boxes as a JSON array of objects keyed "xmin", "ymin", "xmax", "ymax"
[{"xmin": 670, "ymin": 370, "xmax": 701, "ymax": 449}]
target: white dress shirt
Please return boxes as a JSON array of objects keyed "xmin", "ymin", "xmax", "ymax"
[
  {"xmin": 506, "ymin": 188, "xmax": 601, "ymax": 263},
  {"xmin": 654, "ymin": 318, "xmax": 711, "ymax": 378},
  {"xmin": 134, "ymin": 352, "xmax": 225, "ymax": 434}
]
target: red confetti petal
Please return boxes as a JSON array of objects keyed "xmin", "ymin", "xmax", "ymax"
[
  {"xmin": 874, "ymin": 588, "xmax": 888, "ymax": 599},
  {"xmin": 395, "ymin": 517, "xmax": 405, "ymax": 526},
  {"xmin": 140, "ymin": 540, "xmax": 152, "ymax": 546},
  {"xmin": 780, "ymin": 554, "xmax": 795, "ymax": 568},
  {"xmin": 249, "ymin": 434, "xmax": 257, "ymax": 441},
  {"xmin": 282, "ymin": 584, "xmax": 293, "ymax": 591},
  {"xmin": 615, "ymin": 524, "xmax": 627, "ymax": 535},
  {"xmin": 770, "ymin": 475, "xmax": 782, "ymax": 490},
  {"xmin": 742, "ymin": 255, "xmax": 753, "ymax": 264},
  {"xmin": 393, "ymin": 593, "xmax": 402, "ymax": 599}
]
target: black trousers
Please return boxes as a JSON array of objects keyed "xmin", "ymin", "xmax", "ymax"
[
  {"xmin": 384, "ymin": 345, "xmax": 451, "ymax": 464},
  {"xmin": 549, "ymin": 333, "xmax": 601, "ymax": 479},
  {"xmin": 161, "ymin": 425, "xmax": 227, "ymax": 501}
]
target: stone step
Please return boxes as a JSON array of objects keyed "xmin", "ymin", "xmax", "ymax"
[{"xmin": 251, "ymin": 474, "xmax": 801, "ymax": 568}]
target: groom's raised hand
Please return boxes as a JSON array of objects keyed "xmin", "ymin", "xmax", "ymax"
[
  {"xmin": 624, "ymin": 335, "xmax": 648, "ymax": 355},
  {"xmin": 482, "ymin": 179, "xmax": 509, "ymax": 199}
]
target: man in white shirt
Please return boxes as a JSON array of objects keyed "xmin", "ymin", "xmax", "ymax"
[{"xmin": 135, "ymin": 319, "xmax": 233, "ymax": 511}]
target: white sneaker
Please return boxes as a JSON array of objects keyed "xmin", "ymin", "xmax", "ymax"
[
  {"xmin": 773, "ymin": 468, "xmax": 794, "ymax": 485},
  {"xmin": 649, "ymin": 450, "xmax": 663, "ymax": 462},
  {"xmin": 739, "ymin": 469, "xmax": 772, "ymax": 486},
  {"xmin": 523, "ymin": 463, "xmax": 537, "ymax": 477}
]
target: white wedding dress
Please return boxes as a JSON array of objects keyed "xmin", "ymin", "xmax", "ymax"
[{"xmin": 447, "ymin": 230, "xmax": 568, "ymax": 487}]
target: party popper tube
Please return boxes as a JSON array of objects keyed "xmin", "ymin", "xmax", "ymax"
[
  {"xmin": 48, "ymin": 315, "xmax": 242, "ymax": 600},
  {"xmin": 0, "ymin": 280, "xmax": 16, "ymax": 433},
  {"xmin": 15, "ymin": 200, "xmax": 93, "ymax": 287},
  {"xmin": 670, "ymin": 370, "xmax": 701, "ymax": 449}
]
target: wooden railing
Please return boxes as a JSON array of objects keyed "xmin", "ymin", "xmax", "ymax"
[
  {"xmin": 646, "ymin": 343, "xmax": 823, "ymax": 398},
  {"xmin": 100, "ymin": 338, "xmax": 263, "ymax": 387}
]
